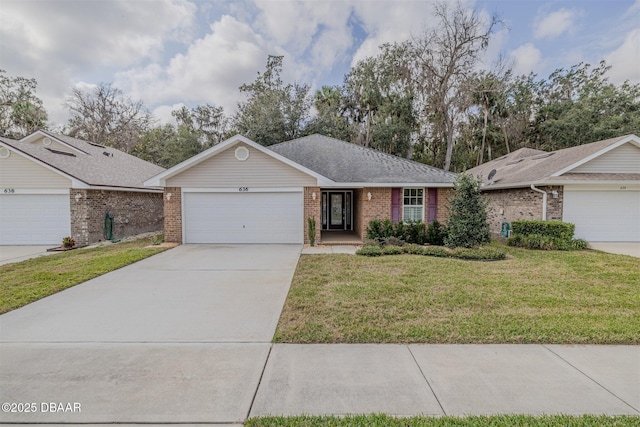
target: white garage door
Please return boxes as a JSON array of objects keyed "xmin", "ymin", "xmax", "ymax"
[
  {"xmin": 563, "ymin": 190, "xmax": 640, "ymax": 241},
  {"xmin": 183, "ymin": 191, "xmax": 303, "ymax": 244},
  {"xmin": 0, "ymin": 193, "xmax": 71, "ymax": 245}
]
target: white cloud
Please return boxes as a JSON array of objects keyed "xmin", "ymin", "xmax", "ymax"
[
  {"xmin": 350, "ymin": 0, "xmax": 439, "ymax": 67},
  {"xmin": 152, "ymin": 103, "xmax": 186, "ymax": 126},
  {"xmin": 509, "ymin": 43, "xmax": 543, "ymax": 76},
  {"xmin": 115, "ymin": 15, "xmax": 272, "ymax": 113},
  {"xmin": 534, "ymin": 8, "xmax": 577, "ymax": 39},
  {"xmin": 604, "ymin": 28, "xmax": 640, "ymax": 84},
  {"xmin": 0, "ymin": 0, "xmax": 196, "ymax": 128}
]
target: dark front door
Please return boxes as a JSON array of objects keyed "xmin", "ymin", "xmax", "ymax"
[{"xmin": 329, "ymin": 192, "xmax": 344, "ymax": 230}]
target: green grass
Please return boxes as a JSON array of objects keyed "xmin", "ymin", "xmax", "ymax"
[
  {"xmin": 246, "ymin": 414, "xmax": 639, "ymax": 427},
  {"xmin": 0, "ymin": 237, "xmax": 168, "ymax": 314},
  {"xmin": 275, "ymin": 244, "xmax": 640, "ymax": 344}
]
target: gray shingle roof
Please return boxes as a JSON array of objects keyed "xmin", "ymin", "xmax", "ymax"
[
  {"xmin": 467, "ymin": 135, "xmax": 639, "ymax": 188},
  {"xmin": 0, "ymin": 131, "xmax": 164, "ymax": 189},
  {"xmin": 268, "ymin": 134, "xmax": 457, "ymax": 184}
]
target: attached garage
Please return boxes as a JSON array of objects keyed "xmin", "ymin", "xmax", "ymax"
[
  {"xmin": 563, "ymin": 187, "xmax": 640, "ymax": 242},
  {"xmin": 183, "ymin": 191, "xmax": 303, "ymax": 244},
  {"xmin": 0, "ymin": 192, "xmax": 71, "ymax": 245}
]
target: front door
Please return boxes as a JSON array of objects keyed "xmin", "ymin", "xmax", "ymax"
[{"xmin": 329, "ymin": 193, "xmax": 344, "ymax": 230}]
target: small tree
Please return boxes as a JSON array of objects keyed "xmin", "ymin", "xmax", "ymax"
[{"xmin": 444, "ymin": 173, "xmax": 490, "ymax": 248}]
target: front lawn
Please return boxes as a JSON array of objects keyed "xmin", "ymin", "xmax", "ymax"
[
  {"xmin": 275, "ymin": 244, "xmax": 639, "ymax": 344},
  {"xmin": 0, "ymin": 237, "xmax": 169, "ymax": 314},
  {"xmin": 246, "ymin": 415, "xmax": 639, "ymax": 427}
]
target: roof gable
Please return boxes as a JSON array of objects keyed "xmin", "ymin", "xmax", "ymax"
[
  {"xmin": 145, "ymin": 134, "xmax": 330, "ymax": 187},
  {"xmin": 1, "ymin": 131, "xmax": 165, "ymax": 190}
]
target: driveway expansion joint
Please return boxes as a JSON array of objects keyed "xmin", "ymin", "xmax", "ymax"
[
  {"xmin": 407, "ymin": 344, "xmax": 447, "ymax": 416},
  {"xmin": 542, "ymin": 344, "xmax": 640, "ymax": 414}
]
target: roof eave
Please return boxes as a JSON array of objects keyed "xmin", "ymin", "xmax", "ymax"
[{"xmin": 144, "ymin": 134, "xmax": 334, "ymax": 187}]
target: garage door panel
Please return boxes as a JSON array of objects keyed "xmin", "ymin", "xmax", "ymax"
[
  {"xmin": 183, "ymin": 192, "xmax": 303, "ymax": 244},
  {"xmin": 564, "ymin": 190, "xmax": 640, "ymax": 242},
  {"xmin": 0, "ymin": 194, "xmax": 71, "ymax": 245}
]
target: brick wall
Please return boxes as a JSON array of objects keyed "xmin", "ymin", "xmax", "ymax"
[
  {"xmin": 355, "ymin": 187, "xmax": 392, "ymax": 239},
  {"xmin": 163, "ymin": 187, "xmax": 182, "ymax": 243},
  {"xmin": 483, "ymin": 186, "xmax": 564, "ymax": 235},
  {"xmin": 70, "ymin": 189, "xmax": 164, "ymax": 246},
  {"xmin": 303, "ymin": 187, "xmax": 321, "ymax": 244},
  {"xmin": 436, "ymin": 187, "xmax": 453, "ymax": 224}
]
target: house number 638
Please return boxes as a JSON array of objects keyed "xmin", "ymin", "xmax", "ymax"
[
  {"xmin": 3, "ymin": 188, "xmax": 15, "ymax": 194},
  {"xmin": 239, "ymin": 187, "xmax": 249, "ymax": 192}
]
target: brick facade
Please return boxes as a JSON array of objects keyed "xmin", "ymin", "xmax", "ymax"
[
  {"xmin": 70, "ymin": 189, "xmax": 163, "ymax": 246},
  {"xmin": 436, "ymin": 187, "xmax": 453, "ymax": 224},
  {"xmin": 354, "ymin": 187, "xmax": 392, "ymax": 239},
  {"xmin": 303, "ymin": 187, "xmax": 321, "ymax": 244},
  {"xmin": 483, "ymin": 186, "xmax": 564, "ymax": 235},
  {"xmin": 163, "ymin": 187, "xmax": 182, "ymax": 243}
]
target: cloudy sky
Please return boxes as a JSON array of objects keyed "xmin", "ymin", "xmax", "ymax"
[{"xmin": 1, "ymin": 0, "xmax": 639, "ymax": 128}]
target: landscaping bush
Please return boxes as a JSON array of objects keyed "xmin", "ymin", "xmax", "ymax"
[
  {"xmin": 382, "ymin": 245, "xmax": 404, "ymax": 255},
  {"xmin": 402, "ymin": 243, "xmax": 425, "ymax": 255},
  {"xmin": 356, "ymin": 245, "xmax": 383, "ymax": 256},
  {"xmin": 425, "ymin": 220, "xmax": 447, "ymax": 246},
  {"xmin": 511, "ymin": 220, "xmax": 575, "ymax": 241},
  {"xmin": 421, "ymin": 246, "xmax": 450, "ymax": 258},
  {"xmin": 382, "ymin": 236, "xmax": 405, "ymax": 247},
  {"xmin": 445, "ymin": 174, "xmax": 491, "ymax": 248},
  {"xmin": 404, "ymin": 220, "xmax": 427, "ymax": 245},
  {"xmin": 508, "ymin": 221, "xmax": 588, "ymax": 251},
  {"xmin": 366, "ymin": 218, "xmax": 395, "ymax": 242},
  {"xmin": 451, "ymin": 247, "xmax": 507, "ymax": 260}
]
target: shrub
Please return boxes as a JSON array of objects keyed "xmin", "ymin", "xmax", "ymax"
[
  {"xmin": 451, "ymin": 247, "xmax": 507, "ymax": 260},
  {"xmin": 366, "ymin": 218, "xmax": 396, "ymax": 242},
  {"xmin": 62, "ymin": 236, "xmax": 76, "ymax": 248},
  {"xmin": 382, "ymin": 245, "xmax": 403, "ymax": 255},
  {"xmin": 421, "ymin": 246, "xmax": 450, "ymax": 257},
  {"xmin": 382, "ymin": 236, "xmax": 405, "ymax": 247},
  {"xmin": 356, "ymin": 245, "xmax": 383, "ymax": 256},
  {"xmin": 307, "ymin": 217, "xmax": 317, "ymax": 246},
  {"xmin": 445, "ymin": 174, "xmax": 491, "ymax": 248},
  {"xmin": 404, "ymin": 221, "xmax": 427, "ymax": 245},
  {"xmin": 402, "ymin": 243, "xmax": 425, "ymax": 255},
  {"xmin": 426, "ymin": 220, "xmax": 447, "ymax": 246},
  {"xmin": 511, "ymin": 220, "xmax": 575, "ymax": 241}
]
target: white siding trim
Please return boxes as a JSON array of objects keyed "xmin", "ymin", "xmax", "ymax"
[{"xmin": 552, "ymin": 135, "xmax": 640, "ymax": 176}]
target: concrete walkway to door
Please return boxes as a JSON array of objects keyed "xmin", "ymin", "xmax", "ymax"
[{"xmin": 0, "ymin": 244, "xmax": 301, "ymax": 424}]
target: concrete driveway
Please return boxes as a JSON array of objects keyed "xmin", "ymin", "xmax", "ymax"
[
  {"xmin": 0, "ymin": 245, "xmax": 54, "ymax": 266},
  {"xmin": 589, "ymin": 242, "xmax": 640, "ymax": 258},
  {"xmin": 0, "ymin": 244, "xmax": 301, "ymax": 424}
]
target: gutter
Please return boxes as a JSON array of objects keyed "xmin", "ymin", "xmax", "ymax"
[{"xmin": 530, "ymin": 184, "xmax": 547, "ymax": 220}]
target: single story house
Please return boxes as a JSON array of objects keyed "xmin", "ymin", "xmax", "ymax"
[
  {"xmin": 466, "ymin": 134, "xmax": 640, "ymax": 242},
  {"xmin": 144, "ymin": 134, "xmax": 457, "ymax": 244},
  {"xmin": 0, "ymin": 130, "xmax": 165, "ymax": 246}
]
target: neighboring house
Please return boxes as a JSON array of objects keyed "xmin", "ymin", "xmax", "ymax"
[
  {"xmin": 145, "ymin": 134, "xmax": 457, "ymax": 244},
  {"xmin": 0, "ymin": 130, "xmax": 165, "ymax": 246},
  {"xmin": 467, "ymin": 134, "xmax": 640, "ymax": 242}
]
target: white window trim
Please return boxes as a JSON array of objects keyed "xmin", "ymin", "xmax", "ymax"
[{"xmin": 402, "ymin": 187, "xmax": 425, "ymax": 222}]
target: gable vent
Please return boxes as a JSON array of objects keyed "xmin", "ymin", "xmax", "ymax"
[
  {"xmin": 45, "ymin": 147, "xmax": 76, "ymax": 157},
  {"xmin": 42, "ymin": 137, "xmax": 52, "ymax": 146}
]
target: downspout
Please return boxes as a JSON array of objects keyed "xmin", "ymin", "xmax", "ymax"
[{"xmin": 530, "ymin": 185, "xmax": 547, "ymax": 220}]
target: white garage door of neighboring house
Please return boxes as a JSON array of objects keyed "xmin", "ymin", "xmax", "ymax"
[
  {"xmin": 563, "ymin": 189, "xmax": 640, "ymax": 242},
  {"xmin": 0, "ymin": 193, "xmax": 71, "ymax": 245},
  {"xmin": 183, "ymin": 191, "xmax": 303, "ymax": 244}
]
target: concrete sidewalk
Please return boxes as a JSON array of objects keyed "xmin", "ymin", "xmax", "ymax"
[{"xmin": 251, "ymin": 344, "xmax": 639, "ymax": 418}]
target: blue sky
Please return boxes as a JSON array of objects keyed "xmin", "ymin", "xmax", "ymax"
[{"xmin": 1, "ymin": 0, "xmax": 638, "ymax": 128}]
